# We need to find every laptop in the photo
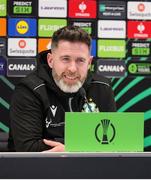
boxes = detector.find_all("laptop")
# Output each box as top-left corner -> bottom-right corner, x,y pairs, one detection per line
65,112 -> 144,152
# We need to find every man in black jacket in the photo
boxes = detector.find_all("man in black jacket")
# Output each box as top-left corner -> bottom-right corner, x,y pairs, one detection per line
9,25 -> 116,152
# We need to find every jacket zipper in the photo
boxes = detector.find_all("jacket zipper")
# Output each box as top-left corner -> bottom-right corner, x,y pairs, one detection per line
69,97 -> 73,112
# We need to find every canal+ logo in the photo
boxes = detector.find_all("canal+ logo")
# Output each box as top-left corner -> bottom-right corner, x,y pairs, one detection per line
16,20 -> 29,35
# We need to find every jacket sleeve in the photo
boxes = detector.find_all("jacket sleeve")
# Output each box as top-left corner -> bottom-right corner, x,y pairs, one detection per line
10,86 -> 50,152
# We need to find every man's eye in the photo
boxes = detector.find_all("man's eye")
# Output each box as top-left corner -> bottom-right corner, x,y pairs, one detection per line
62,58 -> 69,62
77,59 -> 85,63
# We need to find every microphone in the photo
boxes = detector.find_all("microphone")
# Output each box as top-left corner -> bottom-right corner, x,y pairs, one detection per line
79,88 -> 92,112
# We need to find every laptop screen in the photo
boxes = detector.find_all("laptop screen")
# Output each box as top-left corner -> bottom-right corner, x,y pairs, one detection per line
65,112 -> 144,152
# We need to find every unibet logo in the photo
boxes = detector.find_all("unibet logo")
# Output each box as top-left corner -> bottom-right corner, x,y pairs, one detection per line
16,20 -> 29,34
128,62 -> 151,75
128,63 -> 137,73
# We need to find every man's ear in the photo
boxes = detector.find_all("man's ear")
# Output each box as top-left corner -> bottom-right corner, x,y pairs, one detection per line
89,56 -> 93,65
88,56 -> 93,69
47,53 -> 53,68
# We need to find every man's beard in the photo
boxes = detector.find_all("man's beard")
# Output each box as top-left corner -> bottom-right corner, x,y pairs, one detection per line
52,69 -> 86,93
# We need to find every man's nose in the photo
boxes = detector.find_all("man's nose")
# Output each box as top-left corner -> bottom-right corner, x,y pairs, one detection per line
68,61 -> 77,73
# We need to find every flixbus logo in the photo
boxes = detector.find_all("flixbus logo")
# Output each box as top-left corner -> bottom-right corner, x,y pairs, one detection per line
0,0 -> 6,16
98,40 -> 126,58
38,19 -> 67,37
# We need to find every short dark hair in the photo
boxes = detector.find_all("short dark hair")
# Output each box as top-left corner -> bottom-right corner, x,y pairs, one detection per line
51,25 -> 92,51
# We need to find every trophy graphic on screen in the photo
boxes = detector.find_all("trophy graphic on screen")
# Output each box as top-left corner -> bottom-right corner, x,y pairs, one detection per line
95,119 -> 116,144
101,119 -> 110,144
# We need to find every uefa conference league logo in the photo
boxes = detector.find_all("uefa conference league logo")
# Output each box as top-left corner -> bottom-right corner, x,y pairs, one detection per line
95,119 -> 116,144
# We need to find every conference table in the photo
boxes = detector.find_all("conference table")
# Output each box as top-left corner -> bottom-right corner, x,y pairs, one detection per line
0,152 -> 151,179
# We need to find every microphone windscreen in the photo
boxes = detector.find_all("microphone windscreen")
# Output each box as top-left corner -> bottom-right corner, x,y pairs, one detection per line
79,87 -> 86,98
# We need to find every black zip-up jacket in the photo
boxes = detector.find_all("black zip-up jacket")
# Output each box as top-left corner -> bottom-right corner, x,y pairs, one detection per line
8,50 -> 116,152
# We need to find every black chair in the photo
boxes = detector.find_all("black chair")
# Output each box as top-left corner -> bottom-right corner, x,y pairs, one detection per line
0,132 -> 8,152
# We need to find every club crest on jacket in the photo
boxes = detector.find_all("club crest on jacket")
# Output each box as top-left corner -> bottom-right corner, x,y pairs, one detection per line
82,98 -> 99,112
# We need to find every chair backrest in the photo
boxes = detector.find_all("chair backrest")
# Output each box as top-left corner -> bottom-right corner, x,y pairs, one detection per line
0,132 -> 8,152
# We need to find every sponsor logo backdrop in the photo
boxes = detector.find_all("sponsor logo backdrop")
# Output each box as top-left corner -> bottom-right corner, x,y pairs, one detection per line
0,0 -> 151,150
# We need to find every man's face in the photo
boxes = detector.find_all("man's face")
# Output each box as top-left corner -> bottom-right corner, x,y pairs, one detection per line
47,40 -> 92,93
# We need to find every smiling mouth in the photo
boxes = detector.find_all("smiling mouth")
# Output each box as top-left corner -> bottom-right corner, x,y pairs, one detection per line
64,75 -> 78,80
